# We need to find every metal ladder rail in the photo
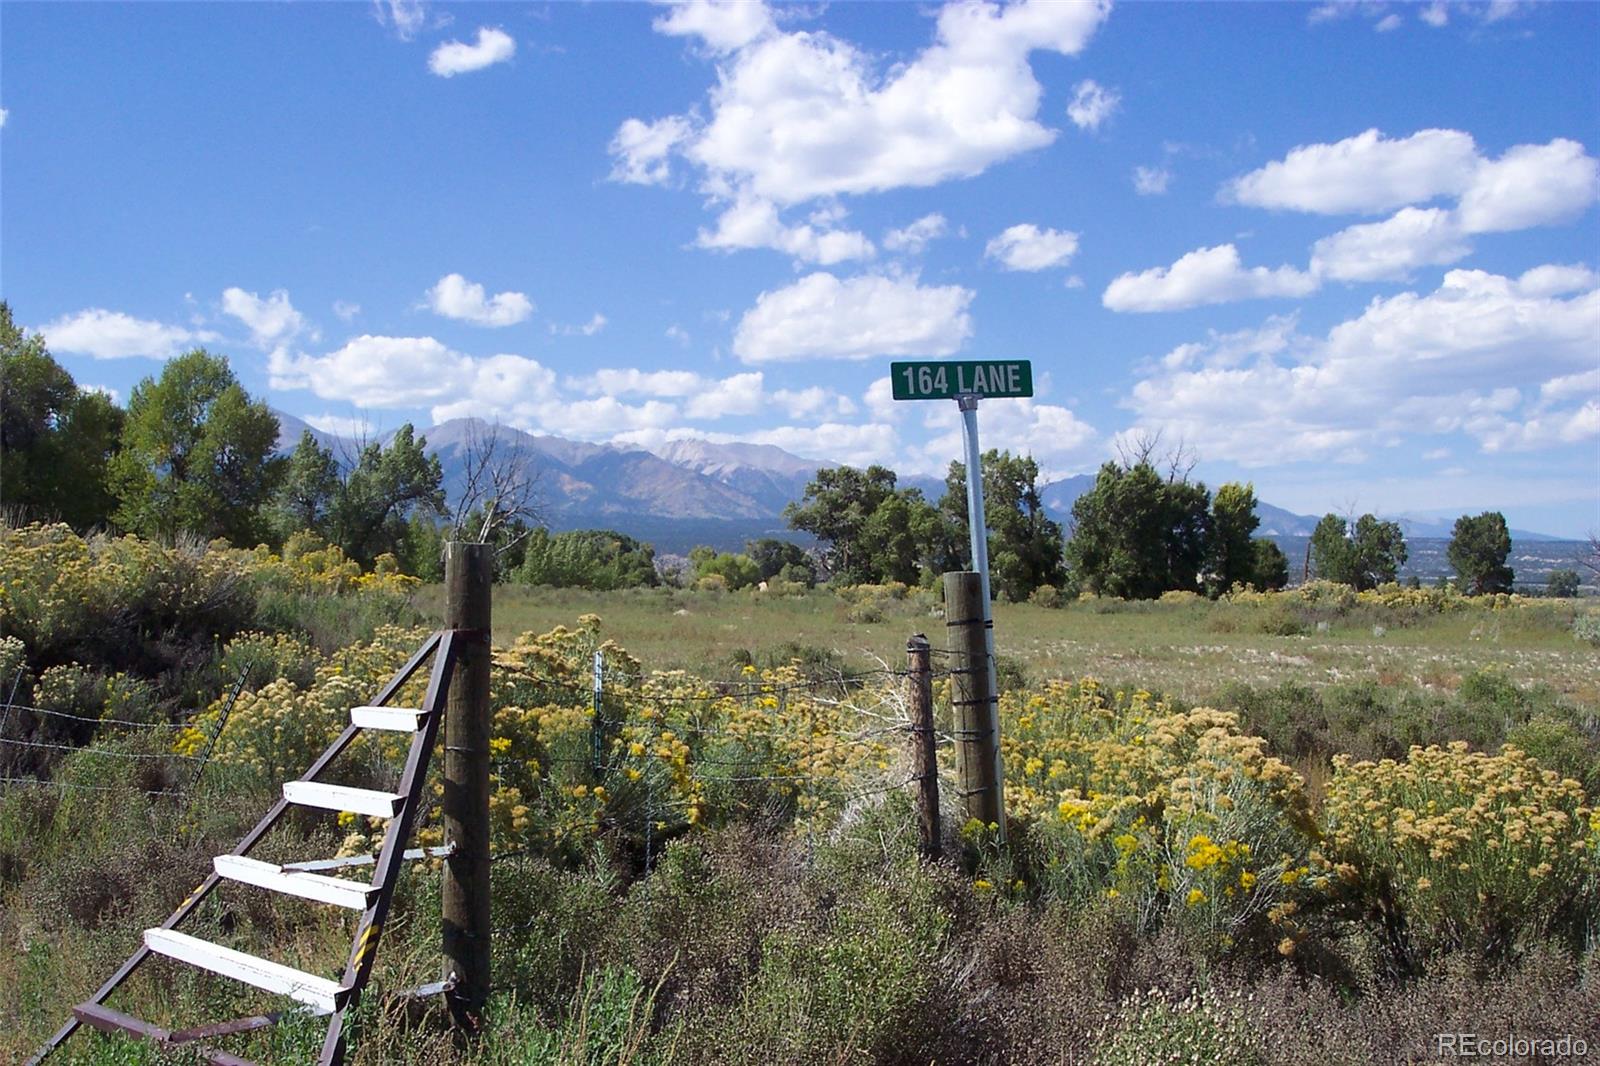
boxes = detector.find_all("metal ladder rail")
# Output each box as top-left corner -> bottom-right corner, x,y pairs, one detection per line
27,630 -> 452,1066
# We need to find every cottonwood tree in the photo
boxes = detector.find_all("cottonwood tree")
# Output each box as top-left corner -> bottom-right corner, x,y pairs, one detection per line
108,349 -> 285,545
941,449 -> 1066,600
1447,511 -> 1514,595
328,424 -> 446,566
272,429 -> 341,540
1066,459 -> 1211,599
0,304 -> 124,529
786,465 -> 937,585
1309,512 -> 1407,590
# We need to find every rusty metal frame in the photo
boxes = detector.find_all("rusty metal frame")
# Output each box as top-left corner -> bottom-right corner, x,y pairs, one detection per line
28,630 -> 458,1066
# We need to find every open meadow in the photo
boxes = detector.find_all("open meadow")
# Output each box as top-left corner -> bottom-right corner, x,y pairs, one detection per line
3,525 -> 1598,1065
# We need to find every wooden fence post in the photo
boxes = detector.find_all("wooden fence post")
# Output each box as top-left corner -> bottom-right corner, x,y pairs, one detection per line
944,571 -> 1004,833
442,542 -> 492,1032
906,634 -> 940,860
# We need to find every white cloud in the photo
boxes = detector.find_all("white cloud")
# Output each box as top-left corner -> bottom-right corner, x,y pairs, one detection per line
38,309 -> 219,360
1133,165 -> 1171,195
652,0 -> 774,54
733,272 -> 974,363
1224,128 -> 1479,214
304,413 -> 378,439
1124,266 -> 1600,463
921,399 -> 1099,474
608,116 -> 693,186
666,324 -> 690,346
882,213 -> 948,255
269,335 -> 476,408
984,223 -> 1079,271
612,0 -> 1109,208
333,300 -> 361,321
0,108 -> 8,129
1419,2 -> 1448,26
684,372 -> 765,418
427,273 -> 533,327
551,313 -> 608,337
503,396 -> 679,438
576,368 -> 704,397
428,27 -> 515,77
1066,79 -> 1119,131
773,385 -> 857,420
1455,139 -> 1600,233
221,287 -> 312,348
1309,206 -> 1471,281
1518,263 -> 1600,298
1103,244 -> 1318,312
738,422 -> 902,469
372,0 -> 427,40
695,195 -> 874,264
82,384 -> 119,404
1375,13 -> 1402,31
1539,367 -> 1600,404
863,376 -> 901,424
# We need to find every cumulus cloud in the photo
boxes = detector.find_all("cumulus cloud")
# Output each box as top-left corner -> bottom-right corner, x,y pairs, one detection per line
695,195 -> 875,264
921,398 -> 1099,474
608,116 -> 693,186
1224,128 -> 1480,214
1225,129 -> 1600,236
1103,245 -> 1317,312
652,0 -> 774,54
428,27 -> 515,77
0,108 -> 8,129
1375,12 -> 1402,31
984,223 -> 1079,271
1066,79 -> 1119,131
221,287 -> 312,348
608,0 -> 1110,237
733,272 -> 974,363
38,309 -> 219,360
684,372 -> 765,419
427,273 -> 534,327
268,335 -> 476,408
1124,266 -> 1600,463
333,300 -> 362,321
1133,165 -> 1171,195
1455,138 -> 1600,233
1309,206 -> 1471,282
1419,2 -> 1448,26
882,214 -> 948,255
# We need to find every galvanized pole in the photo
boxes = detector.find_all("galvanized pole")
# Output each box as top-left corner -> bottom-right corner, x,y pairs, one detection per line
957,396 -> 1006,839
442,542 -> 492,1032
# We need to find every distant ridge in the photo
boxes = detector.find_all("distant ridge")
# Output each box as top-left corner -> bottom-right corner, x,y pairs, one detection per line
268,413 -> 1561,546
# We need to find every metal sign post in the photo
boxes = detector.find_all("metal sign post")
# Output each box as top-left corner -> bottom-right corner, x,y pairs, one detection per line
891,359 -> 1031,843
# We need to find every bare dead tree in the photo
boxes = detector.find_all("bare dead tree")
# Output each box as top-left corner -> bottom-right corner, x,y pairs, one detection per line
1114,428 -> 1198,483
1582,531 -> 1600,580
451,419 -> 544,551
1115,428 -> 1162,469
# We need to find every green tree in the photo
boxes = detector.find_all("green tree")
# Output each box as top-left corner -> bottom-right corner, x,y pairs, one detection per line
0,304 -> 125,529
1546,568 -> 1580,598
1206,482 -> 1261,595
1066,461 -> 1211,599
328,424 -> 446,566
1250,538 -> 1290,591
108,349 -> 285,544
746,538 -> 816,586
785,466 -> 937,584
1448,511 -> 1514,595
689,546 -> 762,590
1309,513 -> 1408,590
941,450 -> 1066,601
516,529 -> 658,590
272,430 -> 341,540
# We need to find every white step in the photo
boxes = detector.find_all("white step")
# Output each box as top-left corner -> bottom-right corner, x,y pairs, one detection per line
143,928 -> 342,1013
213,854 -> 378,910
282,780 -> 403,818
351,705 -> 424,732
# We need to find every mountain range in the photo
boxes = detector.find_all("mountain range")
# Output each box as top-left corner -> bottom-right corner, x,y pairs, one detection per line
271,411 -> 1558,552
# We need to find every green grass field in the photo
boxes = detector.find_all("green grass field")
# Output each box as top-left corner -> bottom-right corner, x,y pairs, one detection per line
415,583 -> 1600,707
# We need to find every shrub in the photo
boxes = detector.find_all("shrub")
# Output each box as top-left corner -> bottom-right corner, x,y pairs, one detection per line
1321,743 -> 1597,969
1094,987 -> 1264,1066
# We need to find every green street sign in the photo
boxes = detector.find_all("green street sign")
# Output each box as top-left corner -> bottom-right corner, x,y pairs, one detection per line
890,360 -> 1033,401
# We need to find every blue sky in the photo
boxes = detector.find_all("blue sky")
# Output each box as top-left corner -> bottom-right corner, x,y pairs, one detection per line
3,0 -> 1597,535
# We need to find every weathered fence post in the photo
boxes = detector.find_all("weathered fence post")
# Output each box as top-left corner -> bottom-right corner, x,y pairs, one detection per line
442,542 -> 492,1032
906,634 -> 940,860
944,571 -> 1004,837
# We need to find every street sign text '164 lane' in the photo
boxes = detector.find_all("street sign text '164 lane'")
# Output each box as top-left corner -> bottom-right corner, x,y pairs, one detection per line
890,360 -> 1033,401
